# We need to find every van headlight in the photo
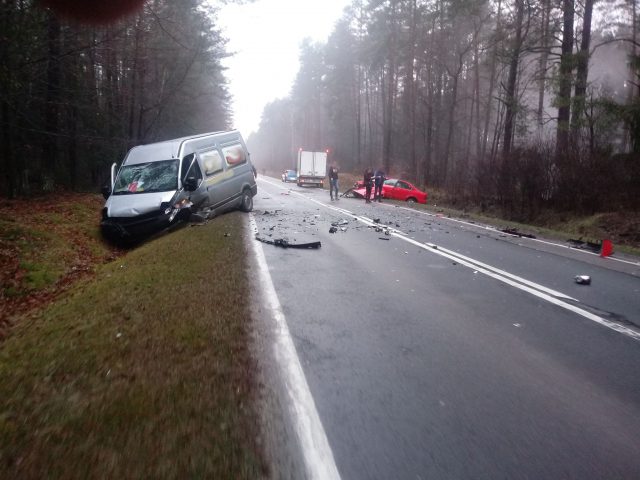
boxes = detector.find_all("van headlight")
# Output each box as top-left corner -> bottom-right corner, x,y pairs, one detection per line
173,198 -> 192,210
167,198 -> 193,222
162,198 -> 192,215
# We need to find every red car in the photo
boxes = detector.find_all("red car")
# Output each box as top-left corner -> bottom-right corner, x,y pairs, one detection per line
348,178 -> 427,204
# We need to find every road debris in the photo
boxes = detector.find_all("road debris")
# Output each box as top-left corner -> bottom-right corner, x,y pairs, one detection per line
379,237 -> 390,241
568,238 -> 601,253
255,236 -> 321,249
331,219 -> 350,227
500,227 -> 536,239
329,226 -> 338,233
574,275 -> 591,285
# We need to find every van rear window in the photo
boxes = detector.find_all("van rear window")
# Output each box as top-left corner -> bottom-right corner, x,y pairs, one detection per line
113,160 -> 178,194
222,144 -> 246,167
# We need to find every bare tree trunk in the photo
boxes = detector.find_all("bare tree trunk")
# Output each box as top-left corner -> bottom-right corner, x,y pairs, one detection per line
434,67 -> 444,184
502,0 -> 524,157
629,0 -> 637,102
43,11 -> 61,180
382,0 -> 397,174
537,0 -> 551,129
571,0 -> 595,139
464,78 -> 474,163
0,4 -> 15,197
409,0 -> 418,181
442,71 -> 458,185
425,65 -> 434,183
365,72 -> 373,165
481,0 -> 503,162
1,96 -> 14,198
356,62 -> 362,168
624,0 -> 638,151
473,41 -> 482,159
556,0 -> 574,157
128,16 -> 143,142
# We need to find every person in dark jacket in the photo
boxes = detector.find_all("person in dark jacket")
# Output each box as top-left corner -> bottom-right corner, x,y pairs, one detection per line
373,167 -> 385,202
364,168 -> 373,203
329,164 -> 339,201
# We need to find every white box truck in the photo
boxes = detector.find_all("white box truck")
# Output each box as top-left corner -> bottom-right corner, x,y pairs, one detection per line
297,150 -> 327,188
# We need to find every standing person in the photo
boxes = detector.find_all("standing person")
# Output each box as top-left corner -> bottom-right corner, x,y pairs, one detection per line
364,167 -> 373,203
373,167 -> 386,202
329,164 -> 339,201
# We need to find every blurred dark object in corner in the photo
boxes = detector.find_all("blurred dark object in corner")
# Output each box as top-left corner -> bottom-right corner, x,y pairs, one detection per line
40,0 -> 146,23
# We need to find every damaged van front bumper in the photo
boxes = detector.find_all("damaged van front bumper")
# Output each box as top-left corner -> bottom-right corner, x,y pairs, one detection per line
101,202 -> 192,245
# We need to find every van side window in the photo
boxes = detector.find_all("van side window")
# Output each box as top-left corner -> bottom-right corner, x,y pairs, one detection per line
200,149 -> 224,176
221,144 -> 246,167
181,154 -> 202,182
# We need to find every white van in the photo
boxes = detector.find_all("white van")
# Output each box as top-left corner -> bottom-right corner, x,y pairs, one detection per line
101,130 -> 257,244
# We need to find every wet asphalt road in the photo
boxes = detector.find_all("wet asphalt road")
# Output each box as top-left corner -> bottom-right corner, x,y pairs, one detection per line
250,176 -> 640,480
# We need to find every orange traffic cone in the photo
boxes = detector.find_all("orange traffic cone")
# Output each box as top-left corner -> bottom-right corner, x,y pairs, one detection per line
600,239 -> 613,257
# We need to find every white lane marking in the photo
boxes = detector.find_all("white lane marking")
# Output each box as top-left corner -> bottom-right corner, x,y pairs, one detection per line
397,234 -> 640,342
258,178 -> 640,342
395,205 -> 640,267
423,243 -> 577,301
249,214 -> 341,480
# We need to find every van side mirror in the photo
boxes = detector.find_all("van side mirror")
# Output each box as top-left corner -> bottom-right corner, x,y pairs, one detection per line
101,184 -> 111,200
183,176 -> 200,192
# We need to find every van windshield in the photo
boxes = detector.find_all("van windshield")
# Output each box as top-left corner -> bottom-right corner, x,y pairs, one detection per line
113,160 -> 178,194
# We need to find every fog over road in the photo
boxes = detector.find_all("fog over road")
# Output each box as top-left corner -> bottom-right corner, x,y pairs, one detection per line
249,176 -> 640,480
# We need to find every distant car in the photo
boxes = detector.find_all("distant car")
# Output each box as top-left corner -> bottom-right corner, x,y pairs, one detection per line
348,178 -> 427,204
282,169 -> 297,182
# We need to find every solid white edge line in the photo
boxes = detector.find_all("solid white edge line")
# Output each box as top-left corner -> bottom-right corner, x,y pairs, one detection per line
258,178 -> 640,341
249,214 -> 341,480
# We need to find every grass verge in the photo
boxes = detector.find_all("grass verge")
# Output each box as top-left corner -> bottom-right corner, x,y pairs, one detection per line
0,193 -> 122,338
0,212 -> 266,478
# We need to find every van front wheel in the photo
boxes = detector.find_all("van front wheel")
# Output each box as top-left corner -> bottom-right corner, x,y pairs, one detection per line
240,189 -> 253,212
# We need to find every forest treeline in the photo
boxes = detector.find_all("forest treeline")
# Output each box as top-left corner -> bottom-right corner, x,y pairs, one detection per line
0,0 -> 230,197
248,0 -> 640,218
